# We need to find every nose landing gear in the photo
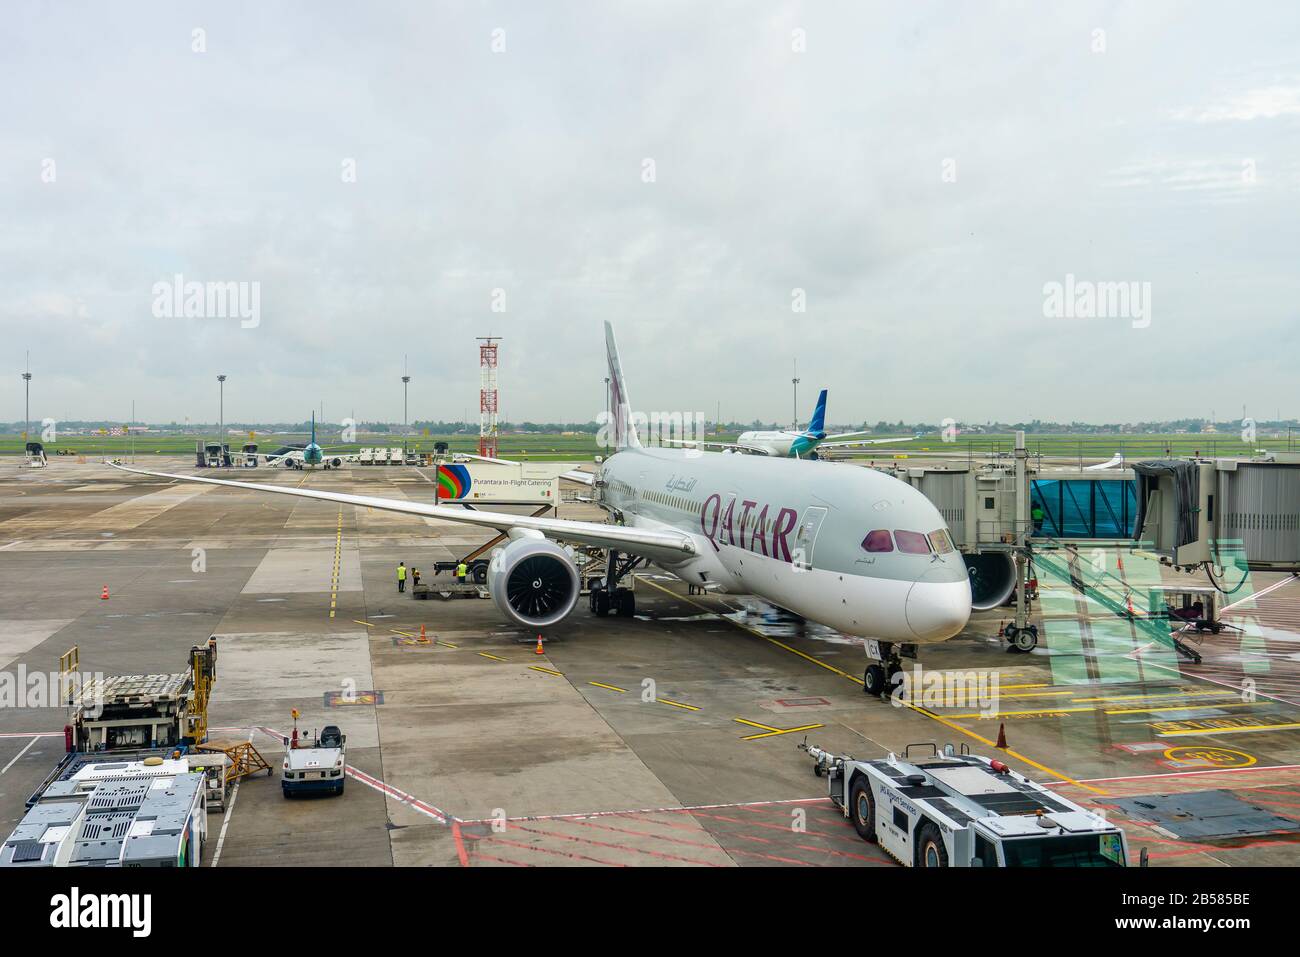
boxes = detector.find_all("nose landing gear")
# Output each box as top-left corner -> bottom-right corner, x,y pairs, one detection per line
1003,623 -> 1039,653
862,641 -> 915,699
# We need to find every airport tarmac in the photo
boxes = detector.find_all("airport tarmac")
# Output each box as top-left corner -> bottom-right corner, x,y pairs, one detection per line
1,456 -> 1298,867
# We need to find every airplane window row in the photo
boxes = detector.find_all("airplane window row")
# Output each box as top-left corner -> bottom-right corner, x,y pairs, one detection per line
861,528 -> 956,555
639,488 -> 789,537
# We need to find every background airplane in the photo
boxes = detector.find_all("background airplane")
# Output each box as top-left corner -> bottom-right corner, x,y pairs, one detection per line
264,413 -> 349,470
667,389 -> 911,458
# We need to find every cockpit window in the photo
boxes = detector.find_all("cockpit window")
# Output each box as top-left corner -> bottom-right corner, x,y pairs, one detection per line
928,529 -> 955,554
894,530 -> 931,555
861,530 -> 893,553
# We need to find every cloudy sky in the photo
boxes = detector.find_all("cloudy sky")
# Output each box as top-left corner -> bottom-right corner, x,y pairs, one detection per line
3,1 -> 1298,427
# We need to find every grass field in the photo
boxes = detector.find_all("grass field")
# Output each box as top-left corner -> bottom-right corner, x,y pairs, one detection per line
3,430 -> 1294,462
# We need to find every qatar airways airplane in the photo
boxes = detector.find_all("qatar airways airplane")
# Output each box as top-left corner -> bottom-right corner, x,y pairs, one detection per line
111,323 -> 971,693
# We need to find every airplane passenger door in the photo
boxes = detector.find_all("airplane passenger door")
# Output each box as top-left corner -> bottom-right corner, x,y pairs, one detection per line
793,506 -> 828,571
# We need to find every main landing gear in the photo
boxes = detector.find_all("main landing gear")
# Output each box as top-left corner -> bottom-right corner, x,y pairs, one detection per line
588,549 -> 644,618
862,641 -> 916,698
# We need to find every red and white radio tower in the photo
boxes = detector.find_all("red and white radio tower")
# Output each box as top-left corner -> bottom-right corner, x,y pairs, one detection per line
477,337 -> 501,458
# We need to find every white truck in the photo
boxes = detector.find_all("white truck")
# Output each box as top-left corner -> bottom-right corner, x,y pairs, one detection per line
801,741 -> 1131,867
282,725 -> 347,797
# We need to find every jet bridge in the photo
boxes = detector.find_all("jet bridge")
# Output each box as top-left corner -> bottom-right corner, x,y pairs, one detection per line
1134,456 -> 1300,573
884,446 -> 1300,655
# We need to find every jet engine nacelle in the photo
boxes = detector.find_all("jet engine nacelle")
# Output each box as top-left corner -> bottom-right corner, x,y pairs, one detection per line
963,551 -> 1017,611
328,457 -> 343,468
487,537 -> 581,628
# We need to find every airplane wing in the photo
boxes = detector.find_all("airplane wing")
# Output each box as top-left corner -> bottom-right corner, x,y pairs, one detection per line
660,438 -> 770,455
818,436 -> 916,449
423,450 -> 596,485
107,463 -> 694,561
821,429 -> 875,441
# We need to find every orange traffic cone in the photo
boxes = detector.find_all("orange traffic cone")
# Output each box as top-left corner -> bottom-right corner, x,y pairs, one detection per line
997,621 -> 1005,637
100,585 -> 109,600
995,722 -> 1008,749
420,624 -> 427,643
534,635 -> 545,655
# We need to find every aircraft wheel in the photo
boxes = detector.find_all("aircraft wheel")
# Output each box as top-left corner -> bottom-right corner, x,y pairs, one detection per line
863,664 -> 887,696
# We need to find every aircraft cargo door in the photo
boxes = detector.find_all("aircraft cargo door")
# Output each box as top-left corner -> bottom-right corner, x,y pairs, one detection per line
793,506 -> 828,571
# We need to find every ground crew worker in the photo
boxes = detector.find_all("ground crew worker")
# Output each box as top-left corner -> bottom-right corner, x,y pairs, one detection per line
397,561 -> 407,593
456,561 -> 468,584
1031,503 -> 1045,534
412,567 -> 421,587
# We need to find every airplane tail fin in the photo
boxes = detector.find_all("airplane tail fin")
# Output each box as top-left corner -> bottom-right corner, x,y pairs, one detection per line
807,389 -> 828,436
604,322 -> 642,449
311,411 -> 316,446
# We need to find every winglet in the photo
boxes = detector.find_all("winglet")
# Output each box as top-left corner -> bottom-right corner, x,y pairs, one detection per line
604,322 -> 642,449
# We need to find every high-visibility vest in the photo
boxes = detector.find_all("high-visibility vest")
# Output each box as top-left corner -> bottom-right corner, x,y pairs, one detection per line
397,566 -> 407,580
457,563 -> 468,577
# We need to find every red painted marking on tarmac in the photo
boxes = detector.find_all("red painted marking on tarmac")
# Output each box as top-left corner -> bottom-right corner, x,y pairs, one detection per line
345,766 -> 448,824
793,842 -> 889,864
257,725 -> 449,824
688,809 -> 849,842
510,820 -> 727,867
471,852 -> 532,867
1145,836 -> 1300,860
452,821 -> 470,868
543,818 -> 826,867
461,831 -> 628,867
1043,763 -> 1300,787
455,794 -> 827,825
563,813 -> 866,867
774,696 -> 831,707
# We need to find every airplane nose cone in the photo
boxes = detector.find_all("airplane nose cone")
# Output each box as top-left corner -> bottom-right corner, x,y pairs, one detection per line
905,573 -> 973,642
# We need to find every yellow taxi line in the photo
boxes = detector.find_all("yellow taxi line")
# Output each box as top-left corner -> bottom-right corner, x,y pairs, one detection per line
633,577 -> 1105,794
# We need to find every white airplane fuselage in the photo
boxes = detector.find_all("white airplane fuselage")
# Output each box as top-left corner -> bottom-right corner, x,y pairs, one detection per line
733,430 -> 812,457
598,446 -> 971,644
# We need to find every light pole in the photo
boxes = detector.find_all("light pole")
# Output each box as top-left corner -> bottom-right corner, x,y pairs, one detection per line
791,360 -> 800,429
21,351 -> 32,445
217,375 -> 226,464
402,355 -> 411,437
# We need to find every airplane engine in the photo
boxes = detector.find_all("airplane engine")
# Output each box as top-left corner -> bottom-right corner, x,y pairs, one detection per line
487,537 -> 580,628
962,551 -> 1017,611
329,457 -> 343,468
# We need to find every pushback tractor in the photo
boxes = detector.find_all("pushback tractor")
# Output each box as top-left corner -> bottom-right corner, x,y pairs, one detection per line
800,741 -> 1131,867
